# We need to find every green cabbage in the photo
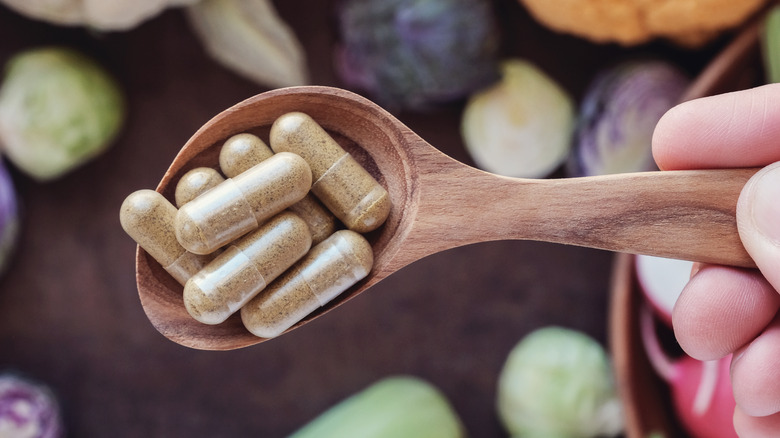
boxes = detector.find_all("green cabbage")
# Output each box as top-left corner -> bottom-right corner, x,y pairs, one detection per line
289,376 -> 465,438
0,47 -> 125,181
497,327 -> 623,438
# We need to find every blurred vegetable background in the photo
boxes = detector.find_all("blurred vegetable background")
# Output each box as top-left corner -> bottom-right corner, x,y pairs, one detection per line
497,327 -> 622,438
0,161 -> 18,276
0,0 -> 767,436
569,59 -> 689,177
0,47 -> 125,181
0,373 -> 62,438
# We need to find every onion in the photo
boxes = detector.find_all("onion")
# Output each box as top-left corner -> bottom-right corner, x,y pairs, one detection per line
0,374 -> 63,438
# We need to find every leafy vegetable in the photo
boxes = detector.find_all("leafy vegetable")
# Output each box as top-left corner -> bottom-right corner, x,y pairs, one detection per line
570,60 -> 688,176
187,0 -> 309,88
0,374 -> 63,438
461,59 -> 574,178
497,326 -> 623,438
0,47 -> 125,181
761,5 -> 780,83
0,160 -> 19,276
288,376 -> 465,438
336,0 -> 500,110
0,0 -> 199,31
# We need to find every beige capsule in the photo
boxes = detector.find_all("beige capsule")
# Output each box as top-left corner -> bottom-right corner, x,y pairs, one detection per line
287,197 -> 338,245
174,167 -> 225,207
240,229 -> 373,338
219,131 -> 338,245
119,189 -> 214,285
184,211 -> 312,325
175,151 -> 312,255
218,133 -> 273,178
270,112 -> 391,233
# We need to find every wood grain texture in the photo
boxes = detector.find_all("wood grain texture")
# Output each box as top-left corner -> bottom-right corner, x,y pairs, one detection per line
138,86 -> 757,351
610,16 -> 763,438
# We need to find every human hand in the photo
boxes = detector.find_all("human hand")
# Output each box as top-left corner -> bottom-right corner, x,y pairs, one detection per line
652,84 -> 780,437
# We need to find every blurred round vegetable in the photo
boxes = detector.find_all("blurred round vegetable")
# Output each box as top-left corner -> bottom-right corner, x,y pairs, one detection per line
0,0 -> 199,31
0,47 -> 125,181
461,59 -> 574,178
336,0 -> 500,110
570,60 -> 688,177
289,376 -> 465,438
497,326 -> 623,438
0,161 -> 19,275
0,374 -> 63,438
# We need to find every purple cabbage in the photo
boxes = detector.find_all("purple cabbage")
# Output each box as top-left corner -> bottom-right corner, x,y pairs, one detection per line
0,161 -> 18,275
570,60 -> 689,176
0,374 -> 63,438
336,0 -> 500,111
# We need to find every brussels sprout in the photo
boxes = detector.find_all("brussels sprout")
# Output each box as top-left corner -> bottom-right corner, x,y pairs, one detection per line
570,60 -> 688,176
461,59 -> 575,178
0,374 -> 63,438
336,0 -> 500,110
497,327 -> 623,438
289,376 -> 465,438
0,160 -> 19,275
0,47 -> 125,181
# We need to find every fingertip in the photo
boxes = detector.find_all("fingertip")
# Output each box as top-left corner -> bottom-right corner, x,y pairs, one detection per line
737,162 -> 780,292
651,101 -> 689,171
731,316 -> 780,417
652,84 -> 780,170
734,401 -> 780,437
672,266 -> 779,361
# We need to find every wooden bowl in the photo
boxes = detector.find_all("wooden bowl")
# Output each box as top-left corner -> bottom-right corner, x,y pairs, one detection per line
608,20 -> 764,438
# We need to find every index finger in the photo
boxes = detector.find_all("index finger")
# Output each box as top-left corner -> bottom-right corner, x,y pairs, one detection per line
652,84 -> 780,170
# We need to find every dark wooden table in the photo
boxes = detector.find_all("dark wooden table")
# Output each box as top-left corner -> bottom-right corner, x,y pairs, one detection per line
0,1 -> 726,436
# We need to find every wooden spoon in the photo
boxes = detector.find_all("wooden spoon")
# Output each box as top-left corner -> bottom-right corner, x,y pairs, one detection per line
136,85 -> 757,350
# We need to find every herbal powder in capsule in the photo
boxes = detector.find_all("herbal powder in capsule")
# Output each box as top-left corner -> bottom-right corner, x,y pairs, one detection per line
240,229 -> 373,338
219,131 -> 338,245
174,167 -> 225,207
218,133 -> 273,178
184,211 -> 312,325
119,189 -> 214,285
270,112 -> 391,233
175,151 -> 312,255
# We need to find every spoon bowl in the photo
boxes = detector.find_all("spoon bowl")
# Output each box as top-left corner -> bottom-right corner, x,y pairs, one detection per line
137,86 -> 757,350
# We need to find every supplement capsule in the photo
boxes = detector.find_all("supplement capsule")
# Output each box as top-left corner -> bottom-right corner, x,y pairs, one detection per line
220,131 -> 338,245
270,112 -> 391,233
119,189 -> 214,285
287,197 -> 337,245
240,229 -> 373,338
175,151 -> 312,255
218,133 -> 273,178
174,167 -> 225,207
184,211 -> 312,325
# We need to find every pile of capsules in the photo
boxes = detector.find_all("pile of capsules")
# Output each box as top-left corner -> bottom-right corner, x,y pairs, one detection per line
120,112 -> 391,338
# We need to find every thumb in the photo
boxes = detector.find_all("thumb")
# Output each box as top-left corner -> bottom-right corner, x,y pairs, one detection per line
738,161 -> 780,292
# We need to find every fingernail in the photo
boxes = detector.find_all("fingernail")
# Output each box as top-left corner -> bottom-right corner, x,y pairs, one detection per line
750,164 -> 780,244
689,262 -> 702,279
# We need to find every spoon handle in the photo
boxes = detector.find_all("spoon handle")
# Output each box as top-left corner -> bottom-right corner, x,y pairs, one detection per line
413,167 -> 758,267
